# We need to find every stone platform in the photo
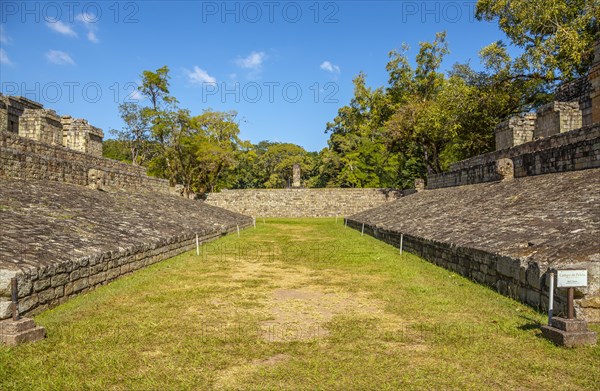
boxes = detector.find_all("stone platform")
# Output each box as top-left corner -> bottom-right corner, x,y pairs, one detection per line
0,318 -> 46,346
541,317 -> 597,347
347,168 -> 600,322
0,178 -> 253,321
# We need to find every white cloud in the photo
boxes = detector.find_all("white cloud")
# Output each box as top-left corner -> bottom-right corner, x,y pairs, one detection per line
0,25 -> 12,44
185,66 -> 217,85
46,50 -> 75,65
87,30 -> 99,43
46,21 -> 77,37
235,51 -> 266,69
320,61 -> 340,74
76,13 -> 100,43
0,48 -> 14,66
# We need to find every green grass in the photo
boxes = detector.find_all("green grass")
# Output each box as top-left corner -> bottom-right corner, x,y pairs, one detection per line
1,218 -> 598,390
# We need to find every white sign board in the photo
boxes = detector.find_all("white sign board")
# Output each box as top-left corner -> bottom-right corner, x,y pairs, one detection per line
556,269 -> 587,288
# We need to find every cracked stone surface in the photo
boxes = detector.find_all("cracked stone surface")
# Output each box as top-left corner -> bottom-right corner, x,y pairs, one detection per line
0,178 -> 252,273
348,169 -> 600,321
350,169 -> 600,267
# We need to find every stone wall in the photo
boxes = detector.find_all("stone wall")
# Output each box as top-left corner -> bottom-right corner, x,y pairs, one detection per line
346,168 -> 600,322
590,41 -> 600,124
555,76 -> 593,127
0,178 -> 253,320
2,230 -> 238,320
61,116 -> 104,158
205,188 -> 413,217
0,94 -> 104,157
495,114 -> 535,150
0,96 -> 44,133
19,109 -> 63,146
0,131 -> 178,194
535,102 -> 582,139
427,124 -> 600,189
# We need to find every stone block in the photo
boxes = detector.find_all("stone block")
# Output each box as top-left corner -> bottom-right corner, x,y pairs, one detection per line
526,264 -> 542,290
497,257 -> 520,281
38,289 -> 55,304
17,294 -> 38,314
0,318 -> 46,346
72,278 -> 89,293
0,269 -> 18,296
50,273 -> 69,288
0,300 -> 12,319
550,317 -> 589,332
0,318 -> 34,334
34,278 -> 51,292
541,325 -> 597,347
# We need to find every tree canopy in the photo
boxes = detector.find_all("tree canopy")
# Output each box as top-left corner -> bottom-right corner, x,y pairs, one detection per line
106,1 -> 596,192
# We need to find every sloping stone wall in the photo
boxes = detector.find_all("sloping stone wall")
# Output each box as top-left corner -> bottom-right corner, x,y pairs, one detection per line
0,131 -> 176,194
347,168 -> 600,322
427,124 -> 600,189
205,188 -> 413,217
0,178 -> 253,320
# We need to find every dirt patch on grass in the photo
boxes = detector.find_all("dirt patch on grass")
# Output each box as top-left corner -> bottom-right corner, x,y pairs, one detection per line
261,286 -> 384,342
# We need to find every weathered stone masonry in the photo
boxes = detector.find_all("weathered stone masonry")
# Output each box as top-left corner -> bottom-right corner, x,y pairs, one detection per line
347,169 -> 600,323
0,179 -> 253,321
205,188 -> 413,217
347,47 -> 600,322
0,94 -> 104,157
0,95 -> 254,324
427,124 -> 600,189
0,131 -> 178,194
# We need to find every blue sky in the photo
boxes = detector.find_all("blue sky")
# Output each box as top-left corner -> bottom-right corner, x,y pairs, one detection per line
1,1 -> 517,151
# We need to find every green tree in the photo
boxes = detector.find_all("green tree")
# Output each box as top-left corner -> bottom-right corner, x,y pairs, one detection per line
261,143 -> 313,188
476,0 -> 598,81
111,102 -> 150,165
102,139 -> 131,162
192,110 -> 245,193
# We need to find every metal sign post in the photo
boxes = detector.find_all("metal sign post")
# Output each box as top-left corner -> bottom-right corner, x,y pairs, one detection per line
547,271 -> 554,325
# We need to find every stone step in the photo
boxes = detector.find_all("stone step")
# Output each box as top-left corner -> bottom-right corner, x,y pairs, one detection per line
541,325 -> 598,347
0,318 -> 35,334
0,326 -> 46,346
550,317 -> 590,333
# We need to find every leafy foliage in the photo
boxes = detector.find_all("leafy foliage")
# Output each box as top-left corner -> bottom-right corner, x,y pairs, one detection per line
106,1 -> 595,191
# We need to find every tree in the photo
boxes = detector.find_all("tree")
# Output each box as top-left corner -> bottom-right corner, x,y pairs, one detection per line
476,0 -> 598,81
262,143 -> 313,188
192,110 -> 245,193
102,139 -> 131,162
111,102 -> 150,165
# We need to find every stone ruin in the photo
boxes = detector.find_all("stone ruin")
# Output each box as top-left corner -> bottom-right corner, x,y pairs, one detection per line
0,94 -> 104,158
349,41 -> 600,333
495,41 -> 600,150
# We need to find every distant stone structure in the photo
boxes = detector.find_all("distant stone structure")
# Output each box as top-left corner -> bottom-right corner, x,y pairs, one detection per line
292,163 -> 301,188
591,41 -> 600,124
495,41 -> 600,151
60,116 -> 104,157
0,94 -> 192,196
0,94 -> 104,157
205,188 -> 412,217
430,42 -> 600,190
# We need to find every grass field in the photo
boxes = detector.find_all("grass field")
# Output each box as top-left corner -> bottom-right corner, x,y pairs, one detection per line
1,218 -> 598,390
